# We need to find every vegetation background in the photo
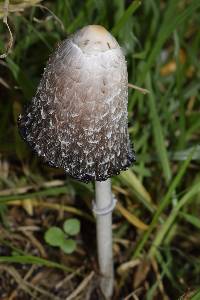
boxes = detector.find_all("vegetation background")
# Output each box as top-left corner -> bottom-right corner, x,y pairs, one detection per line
0,0 -> 200,299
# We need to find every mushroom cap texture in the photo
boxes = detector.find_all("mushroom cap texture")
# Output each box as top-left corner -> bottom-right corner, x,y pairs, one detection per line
18,25 -> 135,182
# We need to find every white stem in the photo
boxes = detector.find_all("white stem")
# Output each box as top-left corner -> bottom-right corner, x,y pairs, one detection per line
95,179 -> 114,299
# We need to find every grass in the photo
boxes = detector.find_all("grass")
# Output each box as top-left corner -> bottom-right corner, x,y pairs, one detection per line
0,0 -> 200,299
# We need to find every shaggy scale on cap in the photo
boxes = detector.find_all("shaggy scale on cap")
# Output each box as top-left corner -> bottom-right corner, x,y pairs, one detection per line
18,25 -> 135,182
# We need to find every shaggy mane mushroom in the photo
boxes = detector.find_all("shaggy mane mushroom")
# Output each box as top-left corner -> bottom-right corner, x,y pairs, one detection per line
18,25 -> 135,182
18,25 -> 135,299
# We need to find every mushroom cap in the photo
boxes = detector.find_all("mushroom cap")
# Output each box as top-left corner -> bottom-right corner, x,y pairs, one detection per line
18,25 -> 135,182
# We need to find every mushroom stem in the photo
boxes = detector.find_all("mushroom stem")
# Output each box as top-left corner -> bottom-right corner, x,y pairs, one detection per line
95,179 -> 114,299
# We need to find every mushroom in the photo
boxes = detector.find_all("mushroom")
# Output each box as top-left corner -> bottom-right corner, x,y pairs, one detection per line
18,25 -> 135,299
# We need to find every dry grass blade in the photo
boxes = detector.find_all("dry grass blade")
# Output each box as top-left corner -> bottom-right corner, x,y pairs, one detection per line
124,291 -> 140,300
0,0 -> 43,17
116,202 -> 148,230
66,271 -> 95,300
7,199 -> 94,221
133,259 -> 150,289
8,265 -> 36,299
128,83 -> 149,95
21,198 -> 33,215
0,0 -> 13,58
120,170 -> 152,203
151,258 -> 169,300
55,267 -> 84,290
26,281 -> 61,300
35,4 -> 65,31
20,229 -> 47,258
0,265 -> 33,297
0,180 -> 65,196
117,259 -> 140,275
0,76 -> 10,88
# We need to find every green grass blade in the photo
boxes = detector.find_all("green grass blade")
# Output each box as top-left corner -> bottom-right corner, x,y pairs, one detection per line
118,169 -> 155,213
0,183 -> 93,221
179,212 -> 200,229
190,289 -> 200,300
132,149 -> 194,258
111,0 -> 141,35
66,0 -> 93,33
146,73 -> 171,183
0,255 -> 73,272
144,0 -> 200,77
149,181 -> 200,257
0,186 -> 70,203
129,0 -> 200,111
6,57 -> 35,99
22,16 -> 52,50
